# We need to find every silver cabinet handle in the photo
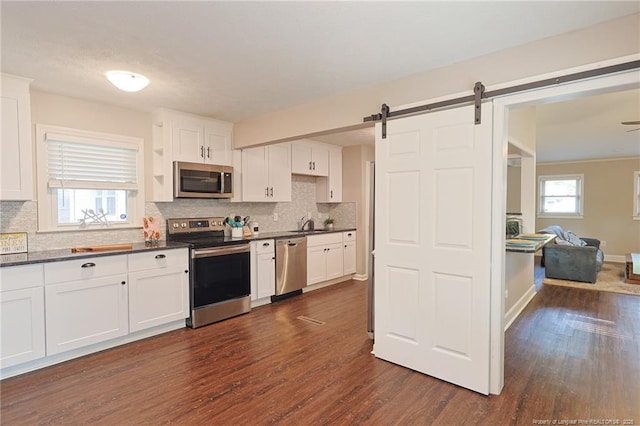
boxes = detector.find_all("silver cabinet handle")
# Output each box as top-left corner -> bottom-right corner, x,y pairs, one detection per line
313,161 -> 316,170
270,187 -> 274,197
81,262 -> 96,268
265,187 -> 269,197
309,161 -> 312,170
206,146 -> 211,158
200,146 -> 204,158
121,281 -> 126,286
262,242 -> 270,247
330,190 -> 333,198
155,254 -> 166,259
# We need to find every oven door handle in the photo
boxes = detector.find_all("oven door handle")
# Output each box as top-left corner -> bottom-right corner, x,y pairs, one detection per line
192,244 -> 250,258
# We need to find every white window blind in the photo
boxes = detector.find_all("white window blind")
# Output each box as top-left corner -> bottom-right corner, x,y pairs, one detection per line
46,134 -> 138,190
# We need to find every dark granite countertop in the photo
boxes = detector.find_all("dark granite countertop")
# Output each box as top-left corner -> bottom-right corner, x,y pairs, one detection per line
0,241 -> 190,268
0,228 -> 357,268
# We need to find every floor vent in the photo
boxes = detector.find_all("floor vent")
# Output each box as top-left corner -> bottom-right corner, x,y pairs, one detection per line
297,315 -> 326,326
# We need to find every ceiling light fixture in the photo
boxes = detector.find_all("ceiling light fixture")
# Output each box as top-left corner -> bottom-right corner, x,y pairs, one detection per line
105,70 -> 149,92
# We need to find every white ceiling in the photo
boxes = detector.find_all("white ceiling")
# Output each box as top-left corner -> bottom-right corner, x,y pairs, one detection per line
1,1 -> 639,162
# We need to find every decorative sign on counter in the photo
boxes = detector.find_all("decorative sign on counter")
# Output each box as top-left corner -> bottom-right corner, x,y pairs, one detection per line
0,232 -> 28,254
143,216 -> 160,245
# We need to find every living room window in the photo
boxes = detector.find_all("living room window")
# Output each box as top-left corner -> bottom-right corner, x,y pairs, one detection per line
634,171 -> 640,220
538,174 -> 583,218
36,124 -> 144,232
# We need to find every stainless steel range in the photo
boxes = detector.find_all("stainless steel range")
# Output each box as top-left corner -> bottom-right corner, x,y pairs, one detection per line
166,217 -> 250,328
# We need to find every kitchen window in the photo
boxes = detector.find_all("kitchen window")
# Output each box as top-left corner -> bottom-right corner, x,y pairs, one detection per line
36,124 -> 144,232
634,171 -> 640,220
537,174 -> 584,218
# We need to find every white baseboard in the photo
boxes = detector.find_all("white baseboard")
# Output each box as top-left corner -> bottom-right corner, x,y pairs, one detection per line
605,254 -> 626,263
1,319 -> 186,380
303,276 -> 352,292
504,285 -> 537,331
352,273 -> 368,281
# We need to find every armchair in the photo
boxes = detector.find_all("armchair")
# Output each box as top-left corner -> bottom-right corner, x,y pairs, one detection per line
538,225 -> 604,284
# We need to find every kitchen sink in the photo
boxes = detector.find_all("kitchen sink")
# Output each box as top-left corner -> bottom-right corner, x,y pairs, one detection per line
288,229 -> 328,234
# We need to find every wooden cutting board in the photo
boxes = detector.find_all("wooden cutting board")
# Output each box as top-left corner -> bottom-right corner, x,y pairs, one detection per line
71,243 -> 133,253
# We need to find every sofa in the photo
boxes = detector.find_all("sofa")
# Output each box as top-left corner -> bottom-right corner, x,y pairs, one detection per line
538,225 -> 604,284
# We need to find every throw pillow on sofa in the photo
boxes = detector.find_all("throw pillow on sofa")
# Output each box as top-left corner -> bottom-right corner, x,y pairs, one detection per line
563,230 -> 587,246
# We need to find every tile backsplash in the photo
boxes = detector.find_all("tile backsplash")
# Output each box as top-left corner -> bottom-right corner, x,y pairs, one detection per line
0,175 -> 356,252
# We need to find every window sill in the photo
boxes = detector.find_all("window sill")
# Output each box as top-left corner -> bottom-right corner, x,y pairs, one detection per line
36,224 -> 142,234
633,216 -> 640,221
536,214 -> 584,220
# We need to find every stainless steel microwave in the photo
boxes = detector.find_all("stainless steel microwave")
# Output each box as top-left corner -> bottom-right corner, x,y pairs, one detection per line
173,161 -> 233,199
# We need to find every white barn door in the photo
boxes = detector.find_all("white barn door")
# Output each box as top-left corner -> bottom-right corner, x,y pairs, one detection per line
374,103 -> 493,394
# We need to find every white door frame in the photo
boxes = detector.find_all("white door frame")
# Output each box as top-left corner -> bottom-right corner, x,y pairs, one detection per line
489,53 -> 640,394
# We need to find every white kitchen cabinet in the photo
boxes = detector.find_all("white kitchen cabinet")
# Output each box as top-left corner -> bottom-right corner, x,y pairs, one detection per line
343,231 -> 357,275
251,240 -> 275,301
316,146 -> 342,203
242,143 -> 291,202
306,233 -> 344,285
127,248 -> 189,332
149,109 -> 233,202
291,141 -> 329,176
172,115 -> 233,166
0,264 -> 45,368
44,255 -> 129,355
1,74 -> 33,200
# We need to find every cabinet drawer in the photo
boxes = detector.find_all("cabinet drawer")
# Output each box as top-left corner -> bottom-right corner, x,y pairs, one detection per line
342,231 -> 356,242
0,264 -> 43,292
306,233 -> 342,247
128,248 -> 188,272
256,239 -> 275,255
45,255 -> 127,285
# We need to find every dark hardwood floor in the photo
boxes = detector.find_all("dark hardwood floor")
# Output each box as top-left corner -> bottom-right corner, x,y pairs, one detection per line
1,280 -> 639,425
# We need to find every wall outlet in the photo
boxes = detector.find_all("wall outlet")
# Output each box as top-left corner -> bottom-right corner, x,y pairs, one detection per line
601,240 -> 606,247
273,212 -> 278,221
504,289 -> 509,299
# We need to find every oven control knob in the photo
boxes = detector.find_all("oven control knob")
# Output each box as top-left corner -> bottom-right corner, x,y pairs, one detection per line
181,223 -> 187,228
173,223 -> 179,228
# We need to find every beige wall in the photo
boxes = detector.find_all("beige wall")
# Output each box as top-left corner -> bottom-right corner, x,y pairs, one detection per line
536,158 -> 640,258
342,144 -> 374,277
234,13 -> 640,148
506,166 -> 522,213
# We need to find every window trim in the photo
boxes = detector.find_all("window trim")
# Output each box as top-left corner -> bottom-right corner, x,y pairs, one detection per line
634,171 -> 640,220
36,124 -> 145,232
537,174 -> 584,219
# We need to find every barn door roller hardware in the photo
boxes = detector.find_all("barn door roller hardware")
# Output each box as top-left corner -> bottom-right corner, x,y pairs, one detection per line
365,59 -> 640,139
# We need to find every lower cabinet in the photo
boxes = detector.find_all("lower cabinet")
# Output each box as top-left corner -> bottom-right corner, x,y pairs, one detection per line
0,264 -> 45,369
343,231 -> 356,275
307,233 -> 344,285
127,248 -> 189,332
45,273 -> 129,355
251,240 -> 275,301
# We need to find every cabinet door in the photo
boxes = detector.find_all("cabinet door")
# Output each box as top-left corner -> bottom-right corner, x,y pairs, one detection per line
343,241 -> 356,275
128,266 -> 189,332
204,121 -> 233,166
325,243 -> 344,280
242,147 -> 269,201
291,143 -> 313,175
0,287 -> 45,368
316,147 -> 342,203
267,144 -> 291,201
172,116 -> 205,163
256,252 -> 276,299
45,275 -> 129,355
1,74 -> 33,200
311,146 -> 329,177
307,245 -> 327,285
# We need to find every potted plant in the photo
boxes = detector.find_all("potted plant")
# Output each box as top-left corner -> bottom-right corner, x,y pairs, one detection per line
323,217 -> 335,230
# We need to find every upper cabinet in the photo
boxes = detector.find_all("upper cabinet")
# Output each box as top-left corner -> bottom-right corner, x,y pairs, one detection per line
1,74 -> 33,201
242,144 -> 291,202
291,140 -> 329,176
316,146 -> 342,203
172,115 -> 233,166
149,109 -> 233,202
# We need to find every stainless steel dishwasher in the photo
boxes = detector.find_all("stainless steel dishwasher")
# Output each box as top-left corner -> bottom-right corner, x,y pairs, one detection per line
275,236 -> 307,296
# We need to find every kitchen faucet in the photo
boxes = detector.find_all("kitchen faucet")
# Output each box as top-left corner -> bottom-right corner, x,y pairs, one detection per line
300,215 -> 313,231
